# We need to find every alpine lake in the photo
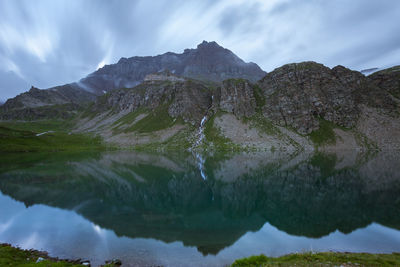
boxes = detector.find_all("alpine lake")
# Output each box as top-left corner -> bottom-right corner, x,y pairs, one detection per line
0,149 -> 399,266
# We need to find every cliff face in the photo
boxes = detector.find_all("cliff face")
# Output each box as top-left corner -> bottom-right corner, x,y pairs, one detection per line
80,41 -> 266,95
217,79 -> 257,118
368,65 -> 400,99
258,62 -> 397,134
75,62 -> 399,151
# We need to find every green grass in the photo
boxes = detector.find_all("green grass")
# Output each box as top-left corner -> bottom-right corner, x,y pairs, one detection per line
243,114 -> 281,136
232,252 -> 400,267
309,119 -> 337,146
113,108 -> 146,126
0,243 -> 83,266
0,119 -> 74,132
0,243 -> 119,266
112,108 -> 148,134
0,121 -> 108,152
123,104 -> 177,133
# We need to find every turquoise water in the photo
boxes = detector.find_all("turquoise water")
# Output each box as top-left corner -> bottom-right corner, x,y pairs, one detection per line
0,150 -> 399,266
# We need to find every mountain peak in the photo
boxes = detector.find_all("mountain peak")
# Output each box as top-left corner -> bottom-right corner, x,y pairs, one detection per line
197,40 -> 222,50
81,42 -> 266,94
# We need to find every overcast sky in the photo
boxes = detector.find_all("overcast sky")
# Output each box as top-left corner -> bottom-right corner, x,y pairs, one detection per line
0,0 -> 399,101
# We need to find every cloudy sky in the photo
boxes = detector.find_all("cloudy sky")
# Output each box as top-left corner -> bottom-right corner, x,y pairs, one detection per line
0,0 -> 399,101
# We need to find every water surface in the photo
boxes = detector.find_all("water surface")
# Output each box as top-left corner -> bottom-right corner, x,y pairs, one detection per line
0,150 -> 399,266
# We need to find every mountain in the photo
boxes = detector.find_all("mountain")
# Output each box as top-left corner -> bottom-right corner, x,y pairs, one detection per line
0,41 -> 266,116
0,83 -> 96,120
0,42 -> 399,151
80,41 -> 266,95
368,65 -> 400,99
75,62 -> 399,151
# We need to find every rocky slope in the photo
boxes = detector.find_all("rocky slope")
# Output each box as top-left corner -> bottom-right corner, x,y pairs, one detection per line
80,41 -> 266,94
0,83 -> 96,120
75,62 -> 399,151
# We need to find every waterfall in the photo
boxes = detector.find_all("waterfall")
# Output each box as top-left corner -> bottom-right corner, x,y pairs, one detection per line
194,115 -> 207,147
191,115 -> 208,180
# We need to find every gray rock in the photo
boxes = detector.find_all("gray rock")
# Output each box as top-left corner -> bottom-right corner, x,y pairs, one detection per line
80,41 -> 266,95
257,62 -> 397,134
368,65 -> 400,99
90,77 -> 212,125
217,79 -> 256,118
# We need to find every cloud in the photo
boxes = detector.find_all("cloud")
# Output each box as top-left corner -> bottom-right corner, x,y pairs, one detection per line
0,0 -> 399,101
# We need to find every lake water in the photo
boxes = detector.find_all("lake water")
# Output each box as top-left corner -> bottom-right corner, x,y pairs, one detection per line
0,150 -> 399,266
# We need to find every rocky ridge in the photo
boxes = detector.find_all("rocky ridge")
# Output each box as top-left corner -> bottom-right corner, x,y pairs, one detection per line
0,41 -> 265,116
0,84 -> 96,120
80,41 -> 266,94
75,62 -> 399,151
0,40 -> 398,151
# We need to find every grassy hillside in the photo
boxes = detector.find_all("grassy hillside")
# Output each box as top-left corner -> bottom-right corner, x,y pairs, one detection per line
0,120 -> 108,152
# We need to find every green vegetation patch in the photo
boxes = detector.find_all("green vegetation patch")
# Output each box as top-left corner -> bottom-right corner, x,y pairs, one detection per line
112,108 -> 148,134
0,119 -> 74,132
0,243 -> 83,266
113,108 -> 146,126
309,119 -> 337,146
123,104 -> 178,133
231,252 -> 400,267
0,121 -> 108,152
243,114 -> 281,136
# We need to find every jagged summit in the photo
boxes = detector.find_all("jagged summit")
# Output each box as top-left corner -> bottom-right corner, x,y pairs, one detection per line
80,41 -> 266,95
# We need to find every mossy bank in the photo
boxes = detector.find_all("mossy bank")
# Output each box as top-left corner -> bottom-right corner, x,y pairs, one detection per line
232,252 -> 400,267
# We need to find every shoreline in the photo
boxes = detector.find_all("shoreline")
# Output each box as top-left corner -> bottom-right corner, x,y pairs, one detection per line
2,243 -> 400,266
0,243 -> 120,267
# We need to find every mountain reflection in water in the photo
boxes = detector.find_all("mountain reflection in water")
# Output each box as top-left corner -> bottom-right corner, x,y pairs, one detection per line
0,150 -> 399,266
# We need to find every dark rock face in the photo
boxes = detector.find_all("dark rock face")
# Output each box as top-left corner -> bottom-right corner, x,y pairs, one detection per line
217,79 -> 256,118
168,81 -> 213,124
368,66 -> 400,99
92,79 -> 212,125
80,41 -> 266,95
257,62 -> 397,134
0,83 -> 95,120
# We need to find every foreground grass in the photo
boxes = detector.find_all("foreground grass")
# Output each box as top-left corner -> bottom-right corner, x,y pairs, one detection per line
0,243 -> 120,266
0,120 -> 109,152
232,252 -> 400,267
0,243 -> 83,266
